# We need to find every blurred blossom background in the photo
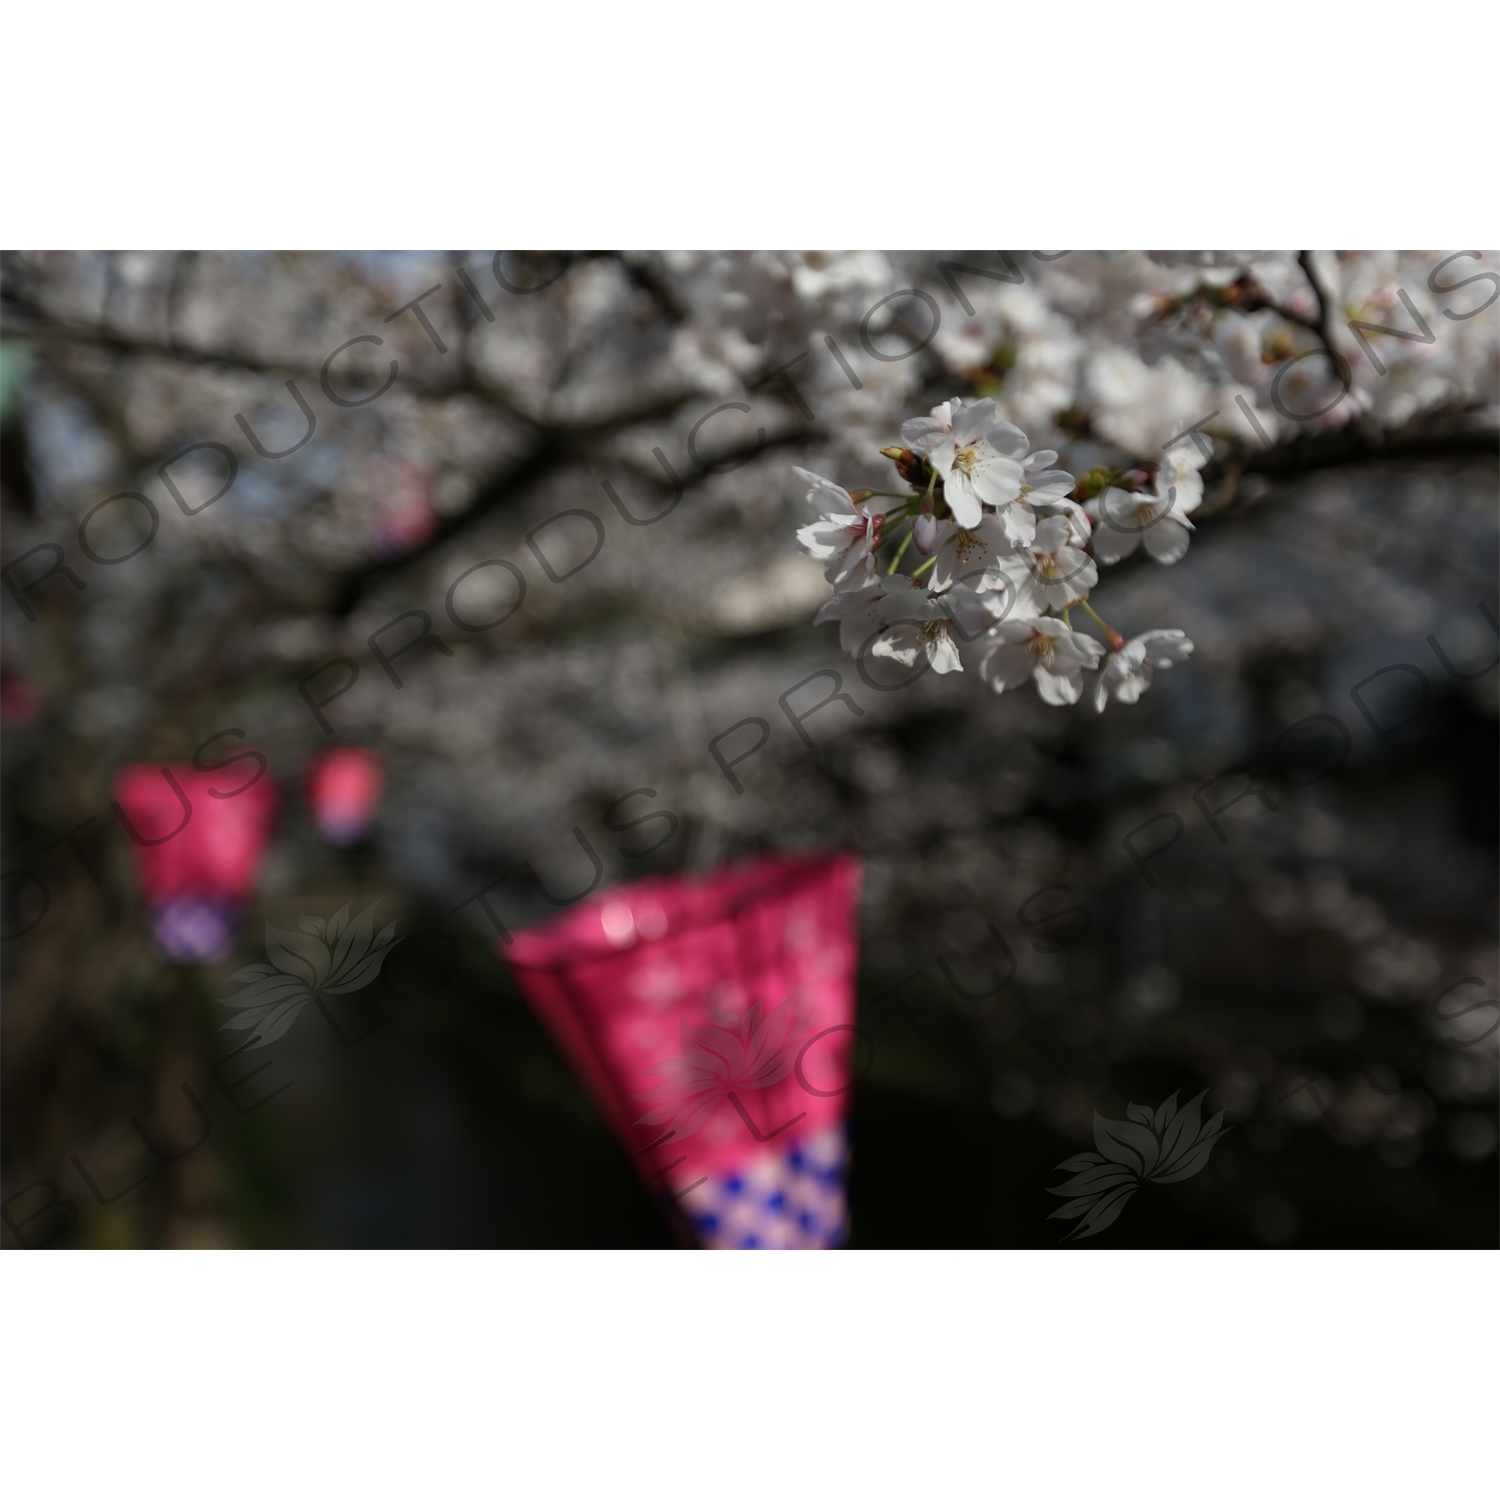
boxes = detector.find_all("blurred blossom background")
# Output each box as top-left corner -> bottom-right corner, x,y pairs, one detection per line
2,248 -> 1496,1249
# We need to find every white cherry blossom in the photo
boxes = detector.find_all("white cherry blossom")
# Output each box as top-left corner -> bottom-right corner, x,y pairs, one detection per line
997,514 -> 1098,612
791,467 -> 888,583
870,580 -> 1009,675
926,399 -> 1026,527
813,581 -> 895,655
775,250 -> 1497,715
980,617 -> 1106,705
900,399 -> 957,456
1088,480 -> 1200,565
1093,630 -> 1195,712
901,399 -> 1027,460
796,394 -> 1211,711
1157,436 -> 1209,509
928,514 -> 1023,593
1015,447 -> 1073,502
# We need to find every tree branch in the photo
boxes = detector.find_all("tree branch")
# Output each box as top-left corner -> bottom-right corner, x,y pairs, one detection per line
329,433 -> 566,615
325,425 -> 813,617
1240,413 -> 1496,480
1296,250 -> 1338,357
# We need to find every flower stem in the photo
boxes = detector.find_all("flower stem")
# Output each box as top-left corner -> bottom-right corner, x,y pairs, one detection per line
1079,598 -> 1126,651
885,531 -> 913,575
910,554 -> 937,580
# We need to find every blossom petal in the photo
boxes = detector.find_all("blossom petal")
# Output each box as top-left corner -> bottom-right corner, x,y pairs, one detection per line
985,421 -> 1029,456
951,399 -> 998,444
927,631 -> 963,674
981,643 -> 1036,693
1143,516 -> 1191,564
1034,663 -> 1084,705
970,454 -> 1025,508
1090,520 -> 1141,565
791,467 -> 854,517
945,477 -> 983,529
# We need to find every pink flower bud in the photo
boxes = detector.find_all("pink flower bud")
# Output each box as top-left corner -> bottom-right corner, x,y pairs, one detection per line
913,513 -> 938,555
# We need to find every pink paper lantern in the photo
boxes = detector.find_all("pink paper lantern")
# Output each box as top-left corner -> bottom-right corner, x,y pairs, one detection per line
306,745 -> 384,847
112,762 -> 279,964
1,672 -> 42,727
506,852 -> 862,1249
367,458 -> 437,560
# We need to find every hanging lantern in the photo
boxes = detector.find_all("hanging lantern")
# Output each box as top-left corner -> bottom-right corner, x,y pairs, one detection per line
0,670 -> 42,727
507,853 -> 862,1249
112,763 -> 278,964
367,457 -> 437,560
305,745 -> 384,847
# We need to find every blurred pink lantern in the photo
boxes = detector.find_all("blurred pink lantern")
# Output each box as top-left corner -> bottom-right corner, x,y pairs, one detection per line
306,746 -> 384,847
0,671 -> 42,727
112,763 -> 279,964
367,457 -> 437,560
507,853 -> 862,1249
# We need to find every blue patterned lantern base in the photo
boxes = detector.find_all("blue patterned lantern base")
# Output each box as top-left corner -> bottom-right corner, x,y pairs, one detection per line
684,1126 -> 849,1250
149,899 -> 239,965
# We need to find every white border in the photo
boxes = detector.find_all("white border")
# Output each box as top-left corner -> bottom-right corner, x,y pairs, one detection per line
3,1251 -> 1495,1497
4,6 -> 1496,1490
4,2 -> 1498,246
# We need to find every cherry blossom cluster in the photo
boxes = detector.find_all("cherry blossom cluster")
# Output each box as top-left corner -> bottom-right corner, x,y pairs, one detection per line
793,398 -> 1196,710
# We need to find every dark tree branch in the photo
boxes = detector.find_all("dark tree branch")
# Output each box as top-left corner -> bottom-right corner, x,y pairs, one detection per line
1090,416 -> 1496,590
609,252 -> 689,322
5,289 -> 328,383
326,424 -> 813,617
3,288 -> 706,439
329,433 -> 566,615
1296,250 -> 1339,358
1240,414 -> 1496,480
